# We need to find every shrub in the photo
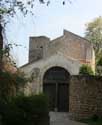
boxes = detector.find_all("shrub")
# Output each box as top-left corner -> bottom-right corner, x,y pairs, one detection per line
96,57 -> 102,76
97,57 -> 102,66
79,64 -> 94,75
91,114 -> 99,122
0,94 -> 49,125
0,71 -> 27,100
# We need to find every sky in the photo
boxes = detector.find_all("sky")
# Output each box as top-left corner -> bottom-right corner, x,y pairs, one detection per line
5,0 -> 102,67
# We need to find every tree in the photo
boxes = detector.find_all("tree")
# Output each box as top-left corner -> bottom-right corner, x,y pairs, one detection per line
85,16 -> 102,61
0,0 -> 73,71
0,0 -> 45,71
96,56 -> 102,76
85,17 -> 102,75
79,64 -> 94,76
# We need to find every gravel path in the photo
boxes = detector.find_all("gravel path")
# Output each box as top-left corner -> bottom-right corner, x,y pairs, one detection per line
50,112 -> 87,125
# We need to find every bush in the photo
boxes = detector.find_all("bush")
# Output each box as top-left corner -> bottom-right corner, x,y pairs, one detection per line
91,114 -> 99,122
97,57 -> 102,66
0,71 -> 27,100
0,94 -> 49,125
96,57 -> 102,76
79,64 -> 94,75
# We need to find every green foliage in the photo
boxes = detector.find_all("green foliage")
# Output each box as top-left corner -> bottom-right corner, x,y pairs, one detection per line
96,57 -> 102,76
0,0 -> 72,16
79,64 -> 94,75
97,56 -> 102,66
85,17 -> 102,75
80,115 -> 102,125
13,94 -> 49,115
0,71 -> 27,100
85,16 -> 102,55
0,0 -> 44,16
91,114 -> 99,122
0,94 -> 49,125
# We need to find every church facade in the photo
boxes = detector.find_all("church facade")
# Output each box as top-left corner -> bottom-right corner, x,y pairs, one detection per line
21,30 -> 95,111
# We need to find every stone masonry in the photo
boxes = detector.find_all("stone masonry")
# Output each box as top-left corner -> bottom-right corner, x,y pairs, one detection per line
20,30 -> 99,120
69,76 -> 102,120
21,30 -> 95,95
29,30 -> 95,72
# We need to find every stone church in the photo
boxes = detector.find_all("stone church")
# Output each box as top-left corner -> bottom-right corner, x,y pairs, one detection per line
21,30 -> 95,112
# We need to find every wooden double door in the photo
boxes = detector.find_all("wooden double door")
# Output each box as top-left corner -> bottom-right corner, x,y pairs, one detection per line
43,67 -> 69,112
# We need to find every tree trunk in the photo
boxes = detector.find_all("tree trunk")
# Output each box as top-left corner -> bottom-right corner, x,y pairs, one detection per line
0,23 -> 3,71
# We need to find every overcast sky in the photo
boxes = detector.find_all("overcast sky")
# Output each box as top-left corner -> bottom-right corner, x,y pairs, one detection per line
5,0 -> 102,66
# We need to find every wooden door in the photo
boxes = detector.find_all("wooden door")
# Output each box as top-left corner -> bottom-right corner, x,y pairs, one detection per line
43,67 -> 70,112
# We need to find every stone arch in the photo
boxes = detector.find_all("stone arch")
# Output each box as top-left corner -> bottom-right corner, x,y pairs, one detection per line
42,66 -> 70,112
40,62 -> 72,88
28,54 -> 80,93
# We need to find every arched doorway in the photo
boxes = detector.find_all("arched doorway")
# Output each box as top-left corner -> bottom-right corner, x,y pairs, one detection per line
43,67 -> 70,112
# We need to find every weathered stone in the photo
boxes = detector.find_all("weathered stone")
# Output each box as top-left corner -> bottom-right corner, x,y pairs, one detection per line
21,30 -> 95,94
69,76 -> 102,120
20,30 -> 100,120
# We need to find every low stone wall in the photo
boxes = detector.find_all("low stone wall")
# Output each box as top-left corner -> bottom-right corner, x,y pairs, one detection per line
69,76 -> 102,120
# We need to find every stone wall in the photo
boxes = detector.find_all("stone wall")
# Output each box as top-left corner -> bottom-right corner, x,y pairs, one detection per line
28,30 -> 95,72
29,36 -> 50,63
48,30 -> 92,62
69,76 -> 102,120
